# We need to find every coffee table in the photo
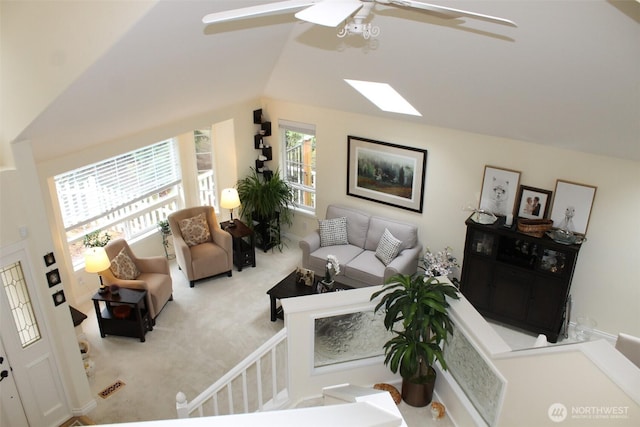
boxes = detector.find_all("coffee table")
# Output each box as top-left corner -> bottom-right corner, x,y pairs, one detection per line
266,271 -> 353,321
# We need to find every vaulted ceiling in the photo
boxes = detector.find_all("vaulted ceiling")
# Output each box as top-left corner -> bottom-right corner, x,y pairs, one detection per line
8,0 -> 640,163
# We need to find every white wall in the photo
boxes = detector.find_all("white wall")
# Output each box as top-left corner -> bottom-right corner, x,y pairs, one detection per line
258,98 -> 640,338
0,0 -> 156,168
495,348 -> 639,426
0,142 -> 94,417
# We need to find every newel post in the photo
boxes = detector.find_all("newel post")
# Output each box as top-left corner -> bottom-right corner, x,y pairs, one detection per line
176,391 -> 189,418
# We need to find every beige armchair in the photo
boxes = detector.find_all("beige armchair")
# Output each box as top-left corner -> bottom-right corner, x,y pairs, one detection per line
168,206 -> 233,287
101,239 -> 173,321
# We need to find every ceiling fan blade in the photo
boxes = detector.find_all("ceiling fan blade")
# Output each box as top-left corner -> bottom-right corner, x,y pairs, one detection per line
295,0 -> 364,27
203,0 -> 317,24
386,0 -> 517,27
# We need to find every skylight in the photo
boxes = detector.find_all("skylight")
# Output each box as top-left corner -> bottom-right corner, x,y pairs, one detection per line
344,79 -> 421,117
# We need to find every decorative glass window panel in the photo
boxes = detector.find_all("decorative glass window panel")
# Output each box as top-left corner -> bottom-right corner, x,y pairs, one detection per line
1,261 -> 42,348
314,309 -> 393,368
444,324 -> 506,426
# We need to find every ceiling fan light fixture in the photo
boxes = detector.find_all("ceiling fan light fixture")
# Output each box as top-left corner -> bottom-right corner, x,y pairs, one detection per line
345,79 -> 421,116
338,18 -> 380,39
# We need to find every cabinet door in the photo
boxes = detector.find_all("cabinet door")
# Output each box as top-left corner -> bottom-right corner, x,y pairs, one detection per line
538,248 -> 574,278
491,265 -> 532,321
468,230 -> 496,257
527,277 -> 567,331
460,256 -> 493,311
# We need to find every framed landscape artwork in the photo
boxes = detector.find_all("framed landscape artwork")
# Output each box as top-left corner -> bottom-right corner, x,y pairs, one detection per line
515,185 -> 552,219
347,135 -> 427,213
479,166 -> 521,217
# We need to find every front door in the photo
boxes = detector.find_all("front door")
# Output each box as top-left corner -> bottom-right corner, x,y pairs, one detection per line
0,243 -> 70,426
0,336 -> 29,426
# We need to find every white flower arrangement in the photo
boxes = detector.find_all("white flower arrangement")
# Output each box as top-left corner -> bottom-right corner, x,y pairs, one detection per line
324,254 -> 340,283
422,247 -> 459,278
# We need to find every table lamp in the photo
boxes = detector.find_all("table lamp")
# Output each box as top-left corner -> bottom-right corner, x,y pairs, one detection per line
220,188 -> 241,228
84,247 -> 111,292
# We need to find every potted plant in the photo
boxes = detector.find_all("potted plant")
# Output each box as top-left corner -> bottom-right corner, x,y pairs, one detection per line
83,229 -> 111,248
236,167 -> 294,251
157,220 -> 174,259
371,272 -> 459,407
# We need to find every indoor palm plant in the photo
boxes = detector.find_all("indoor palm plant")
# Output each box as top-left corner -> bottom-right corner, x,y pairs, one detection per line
371,272 -> 459,407
236,167 -> 294,251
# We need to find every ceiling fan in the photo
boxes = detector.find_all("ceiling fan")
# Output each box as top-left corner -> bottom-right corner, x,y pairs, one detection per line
203,0 -> 517,39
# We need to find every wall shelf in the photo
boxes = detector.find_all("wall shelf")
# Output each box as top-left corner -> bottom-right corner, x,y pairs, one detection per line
253,109 -> 272,178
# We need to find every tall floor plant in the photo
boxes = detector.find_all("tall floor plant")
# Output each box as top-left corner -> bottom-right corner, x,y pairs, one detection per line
371,273 -> 459,406
236,168 -> 293,250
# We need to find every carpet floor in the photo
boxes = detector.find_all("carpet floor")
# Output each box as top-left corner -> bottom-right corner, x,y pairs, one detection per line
78,242 -> 300,423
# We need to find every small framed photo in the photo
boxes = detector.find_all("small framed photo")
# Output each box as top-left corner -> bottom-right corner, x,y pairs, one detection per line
295,267 -> 315,287
515,186 -> 552,219
46,269 -> 61,288
478,166 -> 521,217
43,252 -> 56,267
52,290 -> 66,306
550,180 -> 597,236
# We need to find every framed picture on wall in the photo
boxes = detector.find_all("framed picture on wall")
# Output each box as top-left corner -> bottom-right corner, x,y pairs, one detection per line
549,180 -> 597,236
515,186 -> 552,219
478,165 -> 521,217
346,135 -> 427,213
46,268 -> 61,288
43,252 -> 56,267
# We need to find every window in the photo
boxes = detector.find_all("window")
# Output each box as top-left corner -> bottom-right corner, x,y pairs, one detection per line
194,129 -> 217,209
1,261 -> 41,348
280,120 -> 316,213
54,139 -> 181,267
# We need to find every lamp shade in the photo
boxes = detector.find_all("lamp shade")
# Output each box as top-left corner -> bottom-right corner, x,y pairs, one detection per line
84,247 -> 111,273
220,188 -> 241,210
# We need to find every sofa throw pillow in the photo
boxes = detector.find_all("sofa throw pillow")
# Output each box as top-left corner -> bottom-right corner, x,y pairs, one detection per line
375,228 -> 402,266
110,248 -> 140,280
178,213 -> 211,247
319,217 -> 348,247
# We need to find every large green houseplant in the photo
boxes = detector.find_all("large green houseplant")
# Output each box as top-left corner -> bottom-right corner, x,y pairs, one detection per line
371,272 -> 459,407
236,167 -> 294,251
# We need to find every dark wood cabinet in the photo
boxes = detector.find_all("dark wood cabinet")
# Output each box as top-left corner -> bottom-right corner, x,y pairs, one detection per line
460,216 -> 581,342
253,212 -> 280,252
221,220 -> 256,271
92,288 -> 152,342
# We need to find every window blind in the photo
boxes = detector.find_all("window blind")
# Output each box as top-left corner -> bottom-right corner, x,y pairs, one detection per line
55,139 -> 180,230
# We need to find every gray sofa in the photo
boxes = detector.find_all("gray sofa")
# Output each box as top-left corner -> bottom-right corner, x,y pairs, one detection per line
299,204 -> 422,288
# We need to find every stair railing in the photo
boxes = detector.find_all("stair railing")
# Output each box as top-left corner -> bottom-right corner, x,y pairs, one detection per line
176,327 -> 288,418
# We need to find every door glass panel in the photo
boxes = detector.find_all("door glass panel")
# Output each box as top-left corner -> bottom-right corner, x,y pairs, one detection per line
0,261 -> 42,348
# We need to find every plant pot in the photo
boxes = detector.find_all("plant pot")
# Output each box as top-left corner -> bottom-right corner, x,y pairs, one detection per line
317,280 -> 334,293
401,368 -> 436,407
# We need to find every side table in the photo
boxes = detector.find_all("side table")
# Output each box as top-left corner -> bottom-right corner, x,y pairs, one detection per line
221,219 -> 256,271
92,288 -> 152,342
